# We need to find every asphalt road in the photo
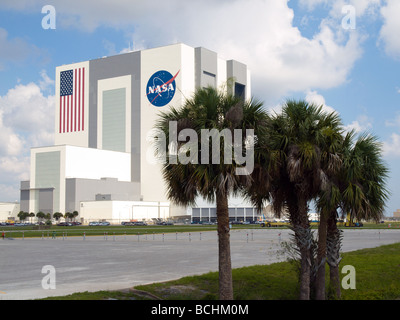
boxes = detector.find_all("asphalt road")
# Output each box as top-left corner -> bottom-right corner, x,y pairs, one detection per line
1,228 -> 399,300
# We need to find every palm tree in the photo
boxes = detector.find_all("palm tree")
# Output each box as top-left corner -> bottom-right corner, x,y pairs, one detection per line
17,211 -> 29,222
72,211 -> 79,222
36,211 -> 46,224
29,212 -> 35,224
246,100 -> 343,300
319,132 -> 389,299
313,132 -> 351,300
65,212 -> 72,222
53,212 -> 63,222
155,85 -> 267,300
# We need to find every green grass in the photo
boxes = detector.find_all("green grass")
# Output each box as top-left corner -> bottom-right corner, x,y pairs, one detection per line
2,222 -> 398,239
133,262 -> 300,300
339,243 -> 400,300
41,290 -> 149,300
40,242 -> 400,300
1,224 -> 219,239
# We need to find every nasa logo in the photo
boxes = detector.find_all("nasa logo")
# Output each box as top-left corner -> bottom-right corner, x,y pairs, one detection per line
147,70 -> 180,107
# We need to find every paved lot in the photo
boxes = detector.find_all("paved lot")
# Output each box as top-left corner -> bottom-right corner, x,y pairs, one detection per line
1,228 -> 399,300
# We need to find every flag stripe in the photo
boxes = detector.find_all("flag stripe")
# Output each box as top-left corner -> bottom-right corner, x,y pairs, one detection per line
78,68 -> 81,132
67,94 -> 69,132
74,69 -> 77,132
59,96 -> 62,133
82,68 -> 85,131
63,96 -> 66,133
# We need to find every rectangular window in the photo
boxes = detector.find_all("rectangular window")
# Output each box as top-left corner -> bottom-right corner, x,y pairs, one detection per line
235,82 -> 245,102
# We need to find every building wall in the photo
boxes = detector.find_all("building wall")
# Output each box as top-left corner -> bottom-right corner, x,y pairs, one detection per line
28,145 -> 131,213
89,51 -> 141,183
139,43 -> 250,203
189,195 -> 259,222
139,44 -> 195,203
22,43 -> 253,218
0,203 -> 20,221
79,200 -> 169,223
20,181 -> 30,213
37,188 -> 54,214
65,177 -> 140,213
64,145 -> 131,182
195,47 -> 218,89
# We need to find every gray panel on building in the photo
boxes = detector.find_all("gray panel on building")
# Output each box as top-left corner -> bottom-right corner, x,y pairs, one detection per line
38,189 -> 54,214
35,151 -> 60,212
20,181 -> 30,213
195,47 -> 218,89
227,60 -> 247,100
89,52 -> 141,183
65,177 -> 141,213
102,88 -> 126,152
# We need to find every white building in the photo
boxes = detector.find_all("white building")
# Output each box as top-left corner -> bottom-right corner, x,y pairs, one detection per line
0,202 -> 20,222
20,43 -> 254,223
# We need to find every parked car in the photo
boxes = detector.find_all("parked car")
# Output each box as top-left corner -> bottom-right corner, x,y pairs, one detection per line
134,221 -> 147,226
89,222 -> 99,226
156,221 -> 174,225
57,222 -> 72,226
200,221 -> 214,225
99,221 -> 110,226
121,221 -> 135,226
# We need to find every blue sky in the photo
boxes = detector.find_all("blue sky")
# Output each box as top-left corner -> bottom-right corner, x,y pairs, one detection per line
0,0 -> 399,216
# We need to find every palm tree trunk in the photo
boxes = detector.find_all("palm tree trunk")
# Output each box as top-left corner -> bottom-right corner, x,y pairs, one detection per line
327,212 -> 342,299
291,196 -> 312,300
216,191 -> 233,300
315,210 -> 328,300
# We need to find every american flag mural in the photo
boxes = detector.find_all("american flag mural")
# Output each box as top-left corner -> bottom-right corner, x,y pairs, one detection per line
59,68 -> 85,133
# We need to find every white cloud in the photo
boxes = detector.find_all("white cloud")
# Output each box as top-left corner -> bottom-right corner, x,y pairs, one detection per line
0,183 -> 22,203
383,133 -> 400,157
0,110 -> 24,157
0,72 -> 54,201
385,112 -> 400,127
379,0 -> 400,60
343,115 -> 373,134
0,28 -> 31,69
383,112 -> 400,158
305,90 -> 337,114
304,90 -> 374,134
0,74 -> 55,143
0,156 -> 30,181
300,0 -> 381,16
0,27 -> 45,70
126,0 -> 364,103
2,0 -> 365,104
39,69 -> 55,92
